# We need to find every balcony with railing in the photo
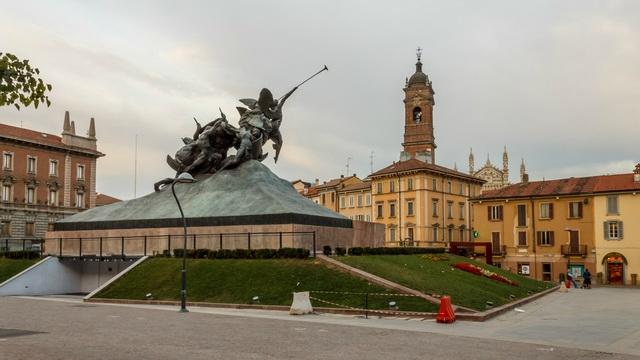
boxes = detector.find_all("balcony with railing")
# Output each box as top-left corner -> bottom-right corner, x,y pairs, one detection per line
561,244 -> 588,257
492,245 -> 507,257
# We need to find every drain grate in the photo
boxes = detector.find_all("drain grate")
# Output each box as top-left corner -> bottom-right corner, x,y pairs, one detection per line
0,328 -> 45,339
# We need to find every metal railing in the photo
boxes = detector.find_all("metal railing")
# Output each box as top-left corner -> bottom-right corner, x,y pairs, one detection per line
0,238 -> 44,256
51,231 -> 317,258
492,245 -> 507,256
561,244 -> 588,257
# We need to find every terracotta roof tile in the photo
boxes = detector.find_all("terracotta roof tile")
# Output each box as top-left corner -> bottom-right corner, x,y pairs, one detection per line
476,172 -> 640,200
96,193 -> 122,206
339,180 -> 371,192
370,158 -> 484,183
0,123 -> 65,147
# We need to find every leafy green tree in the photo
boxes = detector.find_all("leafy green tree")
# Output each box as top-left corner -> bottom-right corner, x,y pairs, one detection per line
0,52 -> 52,110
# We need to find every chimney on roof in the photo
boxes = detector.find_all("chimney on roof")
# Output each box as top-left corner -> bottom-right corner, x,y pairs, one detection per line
88,117 -> 96,138
314,178 -> 319,185
340,174 -> 344,178
70,121 -> 76,135
634,163 -> 640,183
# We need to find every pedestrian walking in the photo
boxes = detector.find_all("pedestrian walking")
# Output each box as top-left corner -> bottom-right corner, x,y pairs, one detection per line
583,268 -> 592,289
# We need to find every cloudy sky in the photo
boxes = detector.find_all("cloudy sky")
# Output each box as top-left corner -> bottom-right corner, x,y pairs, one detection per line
1,1 -> 639,200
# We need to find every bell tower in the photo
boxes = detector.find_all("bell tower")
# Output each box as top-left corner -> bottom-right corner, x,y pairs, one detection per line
401,47 -> 436,164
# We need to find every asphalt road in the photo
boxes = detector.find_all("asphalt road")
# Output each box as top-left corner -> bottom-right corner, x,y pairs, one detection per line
0,294 -> 637,360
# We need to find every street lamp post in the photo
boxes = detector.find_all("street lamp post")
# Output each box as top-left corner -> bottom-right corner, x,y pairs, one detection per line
170,172 -> 197,313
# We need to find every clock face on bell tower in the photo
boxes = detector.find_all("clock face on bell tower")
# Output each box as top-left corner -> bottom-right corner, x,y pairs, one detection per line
402,49 -> 436,163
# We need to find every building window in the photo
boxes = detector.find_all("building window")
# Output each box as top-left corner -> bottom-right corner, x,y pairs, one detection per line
1,221 -> 10,236
459,203 -> 465,219
447,201 -> 453,219
491,232 -> 501,252
459,228 -> 465,241
432,178 -> 437,191
540,203 -> 553,219
432,199 -> 439,217
488,205 -> 503,221
27,156 -> 37,173
607,196 -> 619,215
447,181 -> 452,193
470,185 -> 476,197
517,231 -> 527,246
407,178 -> 413,191
569,201 -> 583,219
77,164 -> 85,180
542,263 -> 552,281
376,203 -> 383,218
349,195 -> 354,207
339,196 -> 345,209
3,152 -> 13,170
604,221 -> 623,240
536,231 -> 554,246
448,227 -> 453,241
365,193 -> 371,206
389,202 -> 396,217
331,193 -> 335,203
432,226 -> 438,241
49,190 -> 58,205
407,201 -> 414,216
321,194 -> 326,205
389,228 -> 396,242
25,222 -> 34,236
357,194 -> 363,207
458,183 -> 464,195
49,160 -> 58,176
376,182 -> 383,194
365,214 -> 370,222
517,263 -> 531,276
26,187 -> 35,204
517,204 -> 526,227
389,180 -> 395,193
407,227 -> 414,241
76,192 -> 85,208
1,185 -> 11,202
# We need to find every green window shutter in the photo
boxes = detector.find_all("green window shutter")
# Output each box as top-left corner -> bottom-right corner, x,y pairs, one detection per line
619,221 -> 624,239
550,231 -> 555,246
604,222 -> 609,240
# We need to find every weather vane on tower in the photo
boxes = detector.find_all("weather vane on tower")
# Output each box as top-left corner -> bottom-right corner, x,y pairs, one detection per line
416,46 -> 422,62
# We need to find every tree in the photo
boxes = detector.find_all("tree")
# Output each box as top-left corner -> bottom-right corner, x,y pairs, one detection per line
0,52 -> 52,110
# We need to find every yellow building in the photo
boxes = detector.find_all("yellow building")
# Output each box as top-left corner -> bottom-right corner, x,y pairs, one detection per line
593,164 -> 640,285
338,180 -> 372,221
310,175 -> 361,213
371,161 -> 483,246
471,165 -> 640,284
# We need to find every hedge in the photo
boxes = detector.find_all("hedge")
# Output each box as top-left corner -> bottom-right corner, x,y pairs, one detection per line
1,250 -> 41,259
170,247 -> 310,260
346,247 -> 446,256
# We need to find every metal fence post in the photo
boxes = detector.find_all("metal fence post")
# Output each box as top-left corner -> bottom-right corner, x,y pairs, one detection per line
22,238 -> 26,252
121,237 -> 125,258
99,237 -> 103,259
365,292 -> 369,319
193,234 -> 196,250
143,236 -> 147,256
279,232 -> 283,249
59,238 -> 62,257
219,233 -> 223,250
168,235 -> 171,255
312,231 -> 316,258
79,237 -> 82,257
247,233 -> 251,250
5,239 -> 8,252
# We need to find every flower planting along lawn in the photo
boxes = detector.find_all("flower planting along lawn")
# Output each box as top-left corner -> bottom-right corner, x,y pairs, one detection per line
0,258 -> 39,283
338,254 -> 553,311
96,258 -> 439,313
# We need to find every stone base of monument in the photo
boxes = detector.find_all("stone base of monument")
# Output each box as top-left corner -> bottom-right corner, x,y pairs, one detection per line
45,161 -> 383,256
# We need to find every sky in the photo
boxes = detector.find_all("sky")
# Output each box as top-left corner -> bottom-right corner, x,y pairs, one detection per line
1,1 -> 639,200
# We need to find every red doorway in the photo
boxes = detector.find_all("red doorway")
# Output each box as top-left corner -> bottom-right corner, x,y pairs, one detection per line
604,253 -> 626,285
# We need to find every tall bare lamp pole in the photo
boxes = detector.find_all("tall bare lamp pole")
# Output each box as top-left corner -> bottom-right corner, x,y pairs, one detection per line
170,172 -> 197,313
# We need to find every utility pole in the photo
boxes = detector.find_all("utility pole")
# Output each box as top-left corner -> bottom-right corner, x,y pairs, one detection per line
134,134 -> 138,198
369,151 -> 375,174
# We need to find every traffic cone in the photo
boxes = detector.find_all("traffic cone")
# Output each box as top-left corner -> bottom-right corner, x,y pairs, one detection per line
436,295 -> 456,323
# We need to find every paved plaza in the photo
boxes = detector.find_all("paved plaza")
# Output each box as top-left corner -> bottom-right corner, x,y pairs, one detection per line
0,288 -> 639,359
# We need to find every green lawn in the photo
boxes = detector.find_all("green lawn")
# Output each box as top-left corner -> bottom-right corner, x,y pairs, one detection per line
96,258 -> 439,312
0,258 -> 39,283
338,254 -> 552,311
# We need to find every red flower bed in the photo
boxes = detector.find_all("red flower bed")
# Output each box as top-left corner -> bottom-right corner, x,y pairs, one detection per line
454,262 -> 518,286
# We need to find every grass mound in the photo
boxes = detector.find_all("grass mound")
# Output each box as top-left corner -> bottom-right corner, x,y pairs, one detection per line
338,254 -> 552,311
96,258 -> 438,312
0,258 -> 39,283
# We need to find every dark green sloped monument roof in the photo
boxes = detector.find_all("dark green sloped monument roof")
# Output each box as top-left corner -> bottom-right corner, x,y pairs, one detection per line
55,161 -> 351,231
